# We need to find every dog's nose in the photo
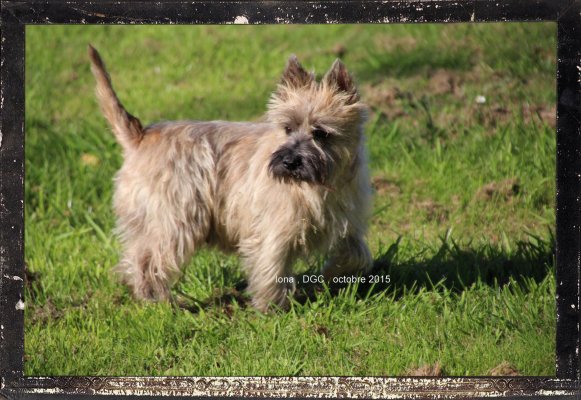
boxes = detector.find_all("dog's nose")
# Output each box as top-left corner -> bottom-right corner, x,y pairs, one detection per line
282,154 -> 302,171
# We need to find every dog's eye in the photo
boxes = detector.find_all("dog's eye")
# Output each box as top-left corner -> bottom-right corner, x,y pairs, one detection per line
284,126 -> 292,135
312,128 -> 328,140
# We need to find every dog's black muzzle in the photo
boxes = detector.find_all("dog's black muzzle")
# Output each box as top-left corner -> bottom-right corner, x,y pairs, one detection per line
269,144 -> 328,185
282,153 -> 303,171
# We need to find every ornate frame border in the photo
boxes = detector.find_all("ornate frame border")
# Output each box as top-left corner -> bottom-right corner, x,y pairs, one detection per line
1,1 -> 580,398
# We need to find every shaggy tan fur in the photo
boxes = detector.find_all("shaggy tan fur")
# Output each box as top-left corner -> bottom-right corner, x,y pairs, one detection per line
89,45 -> 372,311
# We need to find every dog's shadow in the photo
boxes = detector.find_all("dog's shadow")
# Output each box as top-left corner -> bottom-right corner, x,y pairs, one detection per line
176,233 -> 555,314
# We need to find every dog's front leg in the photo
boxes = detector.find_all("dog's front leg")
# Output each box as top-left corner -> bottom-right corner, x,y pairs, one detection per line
322,234 -> 372,280
241,242 -> 296,312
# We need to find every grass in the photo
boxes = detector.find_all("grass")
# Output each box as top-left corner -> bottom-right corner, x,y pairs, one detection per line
25,23 -> 557,376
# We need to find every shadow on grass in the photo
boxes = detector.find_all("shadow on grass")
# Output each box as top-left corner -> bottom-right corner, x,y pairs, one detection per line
176,232 -> 555,313
296,231 -> 555,305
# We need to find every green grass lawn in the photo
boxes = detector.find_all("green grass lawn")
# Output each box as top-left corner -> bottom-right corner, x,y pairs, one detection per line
25,23 -> 556,376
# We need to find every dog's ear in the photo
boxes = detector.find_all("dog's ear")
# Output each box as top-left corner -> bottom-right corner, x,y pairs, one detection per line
280,55 -> 313,88
324,59 -> 359,103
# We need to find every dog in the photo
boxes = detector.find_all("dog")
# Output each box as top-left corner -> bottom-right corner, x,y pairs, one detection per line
88,45 -> 372,312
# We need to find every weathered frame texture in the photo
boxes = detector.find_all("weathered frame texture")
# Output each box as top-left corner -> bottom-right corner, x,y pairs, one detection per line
1,0 -> 581,398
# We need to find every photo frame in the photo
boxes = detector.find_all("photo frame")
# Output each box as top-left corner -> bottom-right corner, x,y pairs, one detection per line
1,0 -> 580,398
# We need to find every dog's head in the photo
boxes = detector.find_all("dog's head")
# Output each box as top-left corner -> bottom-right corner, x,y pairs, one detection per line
266,56 -> 367,186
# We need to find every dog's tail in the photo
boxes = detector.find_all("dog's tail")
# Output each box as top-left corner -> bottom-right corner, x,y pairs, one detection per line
88,44 -> 144,151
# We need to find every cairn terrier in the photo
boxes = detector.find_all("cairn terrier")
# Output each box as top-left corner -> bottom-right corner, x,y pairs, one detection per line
89,45 -> 372,311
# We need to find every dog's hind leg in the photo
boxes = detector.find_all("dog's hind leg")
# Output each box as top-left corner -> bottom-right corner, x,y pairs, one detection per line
115,235 -> 187,301
113,197 -> 212,302
322,235 -> 372,280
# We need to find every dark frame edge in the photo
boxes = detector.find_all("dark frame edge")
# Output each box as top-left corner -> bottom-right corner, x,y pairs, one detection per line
0,0 -> 25,385
1,376 -> 581,398
556,0 -> 581,381
0,0 -> 577,25
1,0 -> 581,398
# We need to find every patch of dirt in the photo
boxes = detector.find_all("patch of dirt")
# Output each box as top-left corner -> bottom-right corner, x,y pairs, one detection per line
406,362 -> 443,376
314,324 -> 330,338
475,178 -> 520,202
372,175 -> 401,198
362,83 -> 407,119
414,198 -> 449,223
522,104 -> 556,128
428,69 -> 461,96
468,102 -> 556,131
331,43 -> 347,58
488,361 -> 520,376
471,104 -> 512,129
29,298 -> 63,325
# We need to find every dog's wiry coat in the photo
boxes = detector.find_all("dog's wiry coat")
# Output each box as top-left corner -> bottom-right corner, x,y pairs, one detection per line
89,45 -> 372,311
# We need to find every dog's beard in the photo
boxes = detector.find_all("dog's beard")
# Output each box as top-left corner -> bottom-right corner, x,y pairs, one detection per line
268,141 -> 331,185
